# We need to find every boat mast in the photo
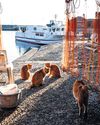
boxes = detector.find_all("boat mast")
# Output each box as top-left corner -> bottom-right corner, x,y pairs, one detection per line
54,14 -> 57,22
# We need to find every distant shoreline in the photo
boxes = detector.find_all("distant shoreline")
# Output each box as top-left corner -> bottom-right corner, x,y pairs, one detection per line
2,25 -> 19,31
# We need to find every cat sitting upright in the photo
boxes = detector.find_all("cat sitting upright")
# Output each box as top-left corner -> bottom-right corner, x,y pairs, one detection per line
21,64 -> 32,80
29,64 -> 49,88
45,63 -> 61,78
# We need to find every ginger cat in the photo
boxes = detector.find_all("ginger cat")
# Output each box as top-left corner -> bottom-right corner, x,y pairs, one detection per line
21,64 -> 32,80
45,63 -> 61,78
29,65 -> 49,88
73,80 -> 89,118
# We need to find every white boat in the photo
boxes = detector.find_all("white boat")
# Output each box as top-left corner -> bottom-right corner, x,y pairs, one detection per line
15,20 -> 65,45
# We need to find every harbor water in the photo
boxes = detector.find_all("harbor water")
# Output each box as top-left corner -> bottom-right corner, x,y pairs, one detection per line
2,31 -> 41,63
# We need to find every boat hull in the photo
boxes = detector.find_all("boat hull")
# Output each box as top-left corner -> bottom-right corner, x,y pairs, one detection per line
15,36 -> 63,45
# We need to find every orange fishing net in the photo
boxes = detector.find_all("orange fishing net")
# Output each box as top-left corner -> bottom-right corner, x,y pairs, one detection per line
81,15 -> 88,80
95,12 -> 100,84
62,16 -> 70,72
62,15 -> 79,76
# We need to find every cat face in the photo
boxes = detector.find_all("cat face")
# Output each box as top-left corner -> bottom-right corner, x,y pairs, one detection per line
22,65 -> 28,71
44,63 -> 50,73
27,64 -> 32,69
45,63 -> 50,68
21,64 -> 32,72
43,67 -> 49,74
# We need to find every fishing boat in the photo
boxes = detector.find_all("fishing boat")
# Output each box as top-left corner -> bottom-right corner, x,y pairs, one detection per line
15,20 -> 65,45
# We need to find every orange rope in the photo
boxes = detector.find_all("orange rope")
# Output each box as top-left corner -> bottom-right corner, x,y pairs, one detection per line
62,16 -> 78,76
69,17 -> 77,33
68,17 -> 78,76
62,16 -> 70,72
81,15 -> 87,80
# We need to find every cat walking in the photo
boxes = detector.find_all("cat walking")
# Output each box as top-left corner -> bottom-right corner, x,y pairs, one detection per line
73,80 -> 89,118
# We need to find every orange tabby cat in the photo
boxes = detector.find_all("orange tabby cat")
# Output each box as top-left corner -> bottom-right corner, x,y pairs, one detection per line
73,80 -> 89,118
21,64 -> 32,80
45,63 -> 61,78
29,65 -> 49,88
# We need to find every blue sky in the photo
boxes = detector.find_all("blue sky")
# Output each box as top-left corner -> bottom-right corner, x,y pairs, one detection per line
0,0 -> 97,25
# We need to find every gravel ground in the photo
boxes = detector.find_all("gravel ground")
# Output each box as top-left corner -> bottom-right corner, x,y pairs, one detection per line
1,71 -> 100,125
0,42 -> 100,125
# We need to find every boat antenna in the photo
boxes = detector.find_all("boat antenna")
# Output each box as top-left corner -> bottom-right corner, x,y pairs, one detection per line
54,14 -> 57,21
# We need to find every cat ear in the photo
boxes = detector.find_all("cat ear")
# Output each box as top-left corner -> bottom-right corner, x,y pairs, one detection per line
45,63 -> 50,67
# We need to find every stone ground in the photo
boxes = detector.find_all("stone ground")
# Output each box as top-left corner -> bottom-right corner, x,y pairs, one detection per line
0,43 -> 100,125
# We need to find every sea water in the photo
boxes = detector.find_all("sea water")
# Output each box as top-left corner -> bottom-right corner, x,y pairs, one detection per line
2,31 -> 40,63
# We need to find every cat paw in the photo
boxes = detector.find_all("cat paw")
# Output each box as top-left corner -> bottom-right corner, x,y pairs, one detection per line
49,75 -> 53,78
27,85 -> 33,89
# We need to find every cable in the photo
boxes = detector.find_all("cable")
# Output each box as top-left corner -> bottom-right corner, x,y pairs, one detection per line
95,0 -> 100,7
73,0 -> 80,9
65,0 -> 80,15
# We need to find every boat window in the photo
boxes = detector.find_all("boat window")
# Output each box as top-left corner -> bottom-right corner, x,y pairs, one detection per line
33,27 -> 37,30
40,33 -> 44,36
43,28 -> 47,30
61,28 -> 64,31
52,28 -> 55,32
50,20 -> 55,26
49,29 -> 51,32
46,24 -> 51,27
35,33 -> 39,36
20,26 -> 26,32
56,28 -> 60,31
